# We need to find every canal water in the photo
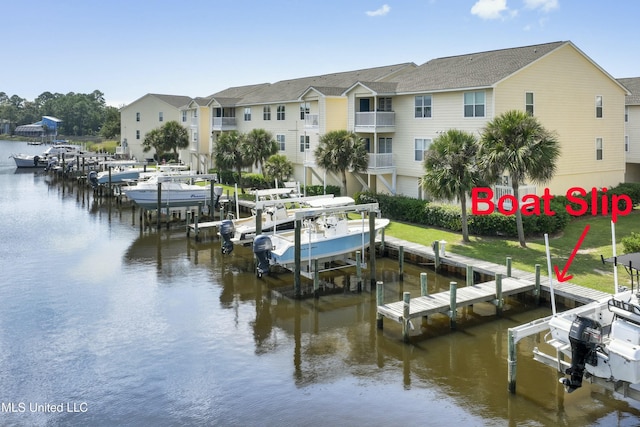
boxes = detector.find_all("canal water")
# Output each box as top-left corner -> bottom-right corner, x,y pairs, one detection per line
0,140 -> 639,426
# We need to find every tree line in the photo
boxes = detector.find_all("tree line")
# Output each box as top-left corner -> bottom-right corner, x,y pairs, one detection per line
0,90 -> 120,138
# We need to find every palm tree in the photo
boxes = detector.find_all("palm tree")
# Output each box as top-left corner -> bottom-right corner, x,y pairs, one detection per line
161,120 -> 189,159
212,131 -> 252,185
142,128 -> 164,160
314,130 -> 368,195
263,154 -> 294,185
420,129 -> 485,243
245,128 -> 278,173
478,110 -> 560,248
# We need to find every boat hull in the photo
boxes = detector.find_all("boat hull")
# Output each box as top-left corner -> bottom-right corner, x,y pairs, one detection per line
267,218 -> 389,270
122,186 -> 210,209
12,154 -> 47,168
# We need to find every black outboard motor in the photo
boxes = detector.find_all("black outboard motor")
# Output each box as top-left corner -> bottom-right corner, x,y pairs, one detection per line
219,220 -> 235,254
88,171 -> 99,189
33,155 -> 40,167
253,235 -> 273,278
560,316 -> 601,392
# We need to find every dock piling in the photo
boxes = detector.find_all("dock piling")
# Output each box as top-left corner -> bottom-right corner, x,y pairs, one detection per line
399,246 -> 404,281
356,251 -> 362,292
402,292 -> 411,342
449,281 -> 457,330
506,257 -> 512,277
534,264 -> 541,305
507,329 -> 517,393
495,273 -> 504,317
376,281 -> 384,329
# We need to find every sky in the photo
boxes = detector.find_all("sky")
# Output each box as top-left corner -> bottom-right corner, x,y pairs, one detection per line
3,0 -> 639,107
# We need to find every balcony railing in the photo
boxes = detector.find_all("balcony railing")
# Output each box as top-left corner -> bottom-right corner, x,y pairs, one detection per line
355,111 -> 395,131
367,153 -> 394,170
212,117 -> 237,131
304,114 -> 319,129
492,185 -> 537,209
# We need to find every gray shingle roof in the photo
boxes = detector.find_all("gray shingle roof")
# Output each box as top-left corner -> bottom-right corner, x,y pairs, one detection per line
149,94 -> 194,108
618,78 -> 640,105
236,63 -> 416,105
395,41 -> 568,93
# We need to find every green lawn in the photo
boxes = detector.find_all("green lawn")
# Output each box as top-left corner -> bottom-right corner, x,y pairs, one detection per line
385,212 -> 640,293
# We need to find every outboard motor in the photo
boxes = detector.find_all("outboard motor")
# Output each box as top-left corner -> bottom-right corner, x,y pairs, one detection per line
219,219 -> 235,254
33,155 -> 40,167
560,316 -> 602,392
253,235 -> 273,278
88,171 -> 99,189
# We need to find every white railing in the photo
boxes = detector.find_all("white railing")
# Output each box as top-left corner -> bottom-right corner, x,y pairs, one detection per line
191,117 -> 198,126
305,114 -> 319,128
493,185 -> 537,208
355,111 -> 395,128
212,117 -> 237,129
368,153 -> 394,169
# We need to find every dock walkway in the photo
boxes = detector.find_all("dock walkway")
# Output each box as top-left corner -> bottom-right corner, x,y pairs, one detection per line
377,236 -> 612,340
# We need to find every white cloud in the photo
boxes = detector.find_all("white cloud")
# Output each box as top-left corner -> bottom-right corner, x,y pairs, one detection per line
524,0 -> 559,12
471,0 -> 508,20
366,4 -> 391,17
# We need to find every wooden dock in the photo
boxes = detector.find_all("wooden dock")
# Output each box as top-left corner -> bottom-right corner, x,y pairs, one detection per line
377,236 -> 612,341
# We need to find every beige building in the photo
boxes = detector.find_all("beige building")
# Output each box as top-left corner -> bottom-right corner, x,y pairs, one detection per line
618,78 -> 640,182
120,41 -> 630,200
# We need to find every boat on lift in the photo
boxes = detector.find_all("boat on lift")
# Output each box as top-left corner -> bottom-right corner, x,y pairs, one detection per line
252,203 -> 388,277
10,143 -> 84,168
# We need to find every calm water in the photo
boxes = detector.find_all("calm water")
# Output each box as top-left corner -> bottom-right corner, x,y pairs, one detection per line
0,140 -> 639,426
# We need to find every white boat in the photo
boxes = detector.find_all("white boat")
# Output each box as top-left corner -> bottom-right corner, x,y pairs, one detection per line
88,161 -> 151,188
230,195 -> 355,244
121,165 -> 216,209
537,252 -> 640,394
11,144 -> 84,168
252,204 -> 388,277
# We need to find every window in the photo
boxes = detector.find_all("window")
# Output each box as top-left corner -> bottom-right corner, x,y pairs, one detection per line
244,108 -> 251,121
596,96 -> 603,118
414,138 -> 432,161
136,112 -> 140,122
159,112 -> 164,122
626,106 -> 629,122
378,137 -> 392,154
299,135 -> 310,152
300,102 -> 310,120
596,138 -> 603,160
136,130 -> 140,140
277,134 -> 285,151
525,92 -> 534,116
193,131 -> 198,143
277,105 -> 285,121
182,111 -> 187,122
464,91 -> 485,117
263,106 -> 271,120
378,97 -> 392,112
415,95 -> 432,118
625,135 -> 629,153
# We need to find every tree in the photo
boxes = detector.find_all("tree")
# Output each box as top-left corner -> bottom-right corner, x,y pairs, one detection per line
420,129 -> 485,243
478,110 -> 560,248
245,128 -> 278,173
160,120 -> 189,158
100,106 -> 121,139
263,154 -> 294,185
142,128 -> 164,159
314,130 -> 368,195
212,131 -> 252,184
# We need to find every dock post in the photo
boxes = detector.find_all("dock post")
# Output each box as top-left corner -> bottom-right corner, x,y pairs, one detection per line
369,212 -> 377,288
507,329 -> 517,393
255,208 -> 263,236
495,273 -> 504,317
313,259 -> 319,299
294,220 -> 301,298
506,257 -> 512,277
449,281 -> 457,330
156,182 -> 162,229
420,272 -> 428,327
534,264 -> 541,306
186,211 -> 191,237
356,251 -> 362,292
194,214 -> 199,242
399,246 -> 404,282
433,241 -> 441,270
466,265 -> 474,287
402,292 -> 411,343
376,281 -> 384,329
379,228 -> 385,255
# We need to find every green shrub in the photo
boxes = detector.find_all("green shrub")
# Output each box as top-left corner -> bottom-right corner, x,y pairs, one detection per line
622,232 -> 640,253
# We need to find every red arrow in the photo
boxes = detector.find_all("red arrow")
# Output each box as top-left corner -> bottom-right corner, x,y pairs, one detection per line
553,224 -> 590,282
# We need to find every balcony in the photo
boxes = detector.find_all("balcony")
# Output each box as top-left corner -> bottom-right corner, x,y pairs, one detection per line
211,117 -> 237,131
355,111 -> 395,133
304,114 -> 319,129
366,153 -> 395,173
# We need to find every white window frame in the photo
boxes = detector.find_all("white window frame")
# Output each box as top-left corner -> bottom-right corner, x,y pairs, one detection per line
277,134 -> 285,151
525,92 -> 534,116
277,105 -> 285,121
596,95 -> 603,118
414,95 -> 432,118
596,137 -> 603,160
464,91 -> 485,118
263,106 -> 271,121
414,138 -> 432,161
244,107 -> 251,121
378,137 -> 392,154
300,102 -> 310,120
299,135 -> 309,152
159,112 -> 164,122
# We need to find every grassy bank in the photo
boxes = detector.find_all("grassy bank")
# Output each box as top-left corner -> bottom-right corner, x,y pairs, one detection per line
385,212 -> 640,294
